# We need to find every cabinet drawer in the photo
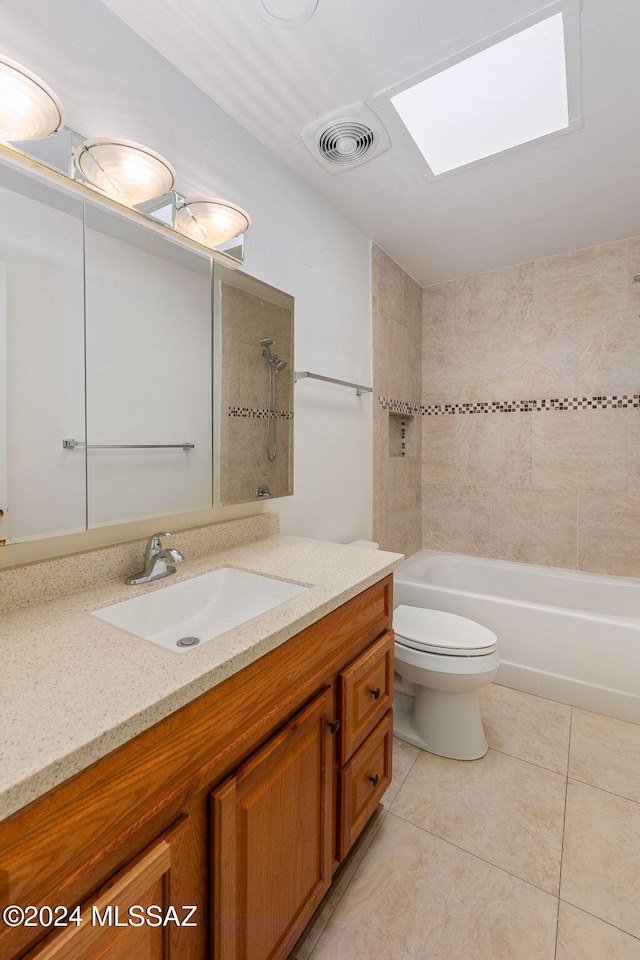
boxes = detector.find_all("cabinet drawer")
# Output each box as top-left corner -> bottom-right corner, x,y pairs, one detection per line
340,630 -> 394,762
338,711 -> 393,860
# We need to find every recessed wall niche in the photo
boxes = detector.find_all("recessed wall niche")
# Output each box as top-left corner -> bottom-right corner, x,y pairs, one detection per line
389,413 -> 416,458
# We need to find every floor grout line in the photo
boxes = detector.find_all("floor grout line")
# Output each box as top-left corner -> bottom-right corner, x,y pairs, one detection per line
554,706 -> 572,960
484,742 -> 569,778
565,774 -> 640,806
305,691 -> 640,959
558,896 -> 640,943
387,808 -> 561,900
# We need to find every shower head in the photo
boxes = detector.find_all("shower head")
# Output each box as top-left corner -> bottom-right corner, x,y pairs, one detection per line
276,359 -> 287,373
260,337 -> 274,346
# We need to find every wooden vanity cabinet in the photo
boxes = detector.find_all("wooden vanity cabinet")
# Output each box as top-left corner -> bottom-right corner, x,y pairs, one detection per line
212,689 -> 334,960
25,817 -> 192,960
0,575 -> 393,960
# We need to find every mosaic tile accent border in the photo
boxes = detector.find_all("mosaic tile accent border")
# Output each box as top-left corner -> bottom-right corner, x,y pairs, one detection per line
379,398 -> 420,414
228,406 -> 293,420
380,394 -> 640,417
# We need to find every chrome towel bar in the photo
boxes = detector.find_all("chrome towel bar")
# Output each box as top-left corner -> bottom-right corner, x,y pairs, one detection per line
62,439 -> 195,450
293,371 -> 372,395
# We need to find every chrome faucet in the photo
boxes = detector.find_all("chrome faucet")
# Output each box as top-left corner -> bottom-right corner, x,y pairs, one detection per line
125,532 -> 184,585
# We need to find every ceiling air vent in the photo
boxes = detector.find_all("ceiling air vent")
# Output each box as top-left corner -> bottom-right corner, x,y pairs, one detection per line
301,103 -> 391,174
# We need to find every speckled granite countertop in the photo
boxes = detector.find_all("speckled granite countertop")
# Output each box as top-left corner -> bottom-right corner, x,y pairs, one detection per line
0,535 -> 401,821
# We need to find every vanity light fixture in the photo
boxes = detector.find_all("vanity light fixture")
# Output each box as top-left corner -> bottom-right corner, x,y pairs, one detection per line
0,53 -> 64,141
74,137 -> 176,206
175,198 -> 251,248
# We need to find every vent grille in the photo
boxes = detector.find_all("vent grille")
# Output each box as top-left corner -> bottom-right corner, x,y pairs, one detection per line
318,120 -> 377,165
300,104 -> 391,174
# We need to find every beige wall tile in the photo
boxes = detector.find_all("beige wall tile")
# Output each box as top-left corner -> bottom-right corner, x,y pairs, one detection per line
533,240 -> 629,325
372,496 -> 388,550
422,482 -> 491,556
372,244 -> 405,326
391,749 -> 566,894
261,423 -> 291,477
386,459 -> 421,558
481,683 -> 572,775
371,299 -> 389,398
224,417 -> 263,480
373,405 -> 390,461
310,813 -> 558,960
373,408 -> 392,550
491,314 -> 582,400
226,339 -> 266,409
373,247 -> 422,554
422,281 -> 491,403
575,309 -> 640,396
456,261 -> 533,335
562,779 -> 640,938
421,415 -> 455,484
422,275 -> 493,403
455,412 -> 532,487
627,407 -> 640,495
403,273 -> 422,340
492,487 -> 577,567
557,902 -> 640,960
532,408 -> 628,491
388,319 -> 420,404
423,328 -> 492,404
221,282 -> 292,348
578,492 -> 640,577
422,278 -> 455,339
627,235 -> 640,309
569,708 -> 640,803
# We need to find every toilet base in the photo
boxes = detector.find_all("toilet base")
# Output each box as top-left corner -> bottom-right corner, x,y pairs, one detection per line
393,687 -> 489,761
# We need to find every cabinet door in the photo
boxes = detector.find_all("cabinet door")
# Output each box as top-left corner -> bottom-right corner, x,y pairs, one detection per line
212,688 -> 333,960
24,818 -> 193,960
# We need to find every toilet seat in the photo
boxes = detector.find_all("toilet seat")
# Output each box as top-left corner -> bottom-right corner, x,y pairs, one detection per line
394,605 -> 497,657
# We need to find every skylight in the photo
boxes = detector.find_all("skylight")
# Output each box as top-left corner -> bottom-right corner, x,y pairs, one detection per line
390,13 -> 570,176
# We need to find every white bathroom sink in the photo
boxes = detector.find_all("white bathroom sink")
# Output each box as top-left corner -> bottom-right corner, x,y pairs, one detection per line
92,567 -> 310,652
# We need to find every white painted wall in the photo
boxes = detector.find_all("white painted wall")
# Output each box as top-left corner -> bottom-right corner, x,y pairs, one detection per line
1,0 -> 373,551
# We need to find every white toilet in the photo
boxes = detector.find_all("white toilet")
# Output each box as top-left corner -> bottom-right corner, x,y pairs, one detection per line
393,605 -> 499,761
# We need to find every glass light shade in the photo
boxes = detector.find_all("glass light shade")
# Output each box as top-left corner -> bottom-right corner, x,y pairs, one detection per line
0,54 -> 64,141
75,138 -> 176,206
175,198 -> 251,247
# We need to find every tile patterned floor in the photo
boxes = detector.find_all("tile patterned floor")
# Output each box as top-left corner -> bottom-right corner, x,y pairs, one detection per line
292,684 -> 640,960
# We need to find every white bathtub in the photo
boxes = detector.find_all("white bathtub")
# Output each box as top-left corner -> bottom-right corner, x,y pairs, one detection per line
394,549 -> 640,724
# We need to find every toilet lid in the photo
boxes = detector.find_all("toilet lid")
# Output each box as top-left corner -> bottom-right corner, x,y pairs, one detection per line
393,605 -> 497,655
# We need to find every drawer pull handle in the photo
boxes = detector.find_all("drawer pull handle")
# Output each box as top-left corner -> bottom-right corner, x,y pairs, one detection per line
371,687 -> 381,700
328,719 -> 340,734
369,774 -> 379,787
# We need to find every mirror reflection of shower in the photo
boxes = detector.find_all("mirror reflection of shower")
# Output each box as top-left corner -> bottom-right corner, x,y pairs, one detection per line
260,337 -> 288,462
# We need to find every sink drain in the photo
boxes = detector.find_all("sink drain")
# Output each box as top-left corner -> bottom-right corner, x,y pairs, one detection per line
176,636 -> 200,648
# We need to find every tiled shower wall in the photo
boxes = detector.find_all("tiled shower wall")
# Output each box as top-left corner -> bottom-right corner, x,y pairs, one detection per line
422,236 -> 640,577
220,283 -> 293,503
372,245 -> 422,556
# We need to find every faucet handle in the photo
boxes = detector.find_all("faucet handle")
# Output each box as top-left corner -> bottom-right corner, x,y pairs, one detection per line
146,531 -> 172,558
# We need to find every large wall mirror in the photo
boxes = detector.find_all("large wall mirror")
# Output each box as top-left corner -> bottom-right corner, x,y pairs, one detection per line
0,154 -> 294,545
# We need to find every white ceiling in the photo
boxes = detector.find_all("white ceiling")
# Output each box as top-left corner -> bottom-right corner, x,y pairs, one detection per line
97,0 -> 640,285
